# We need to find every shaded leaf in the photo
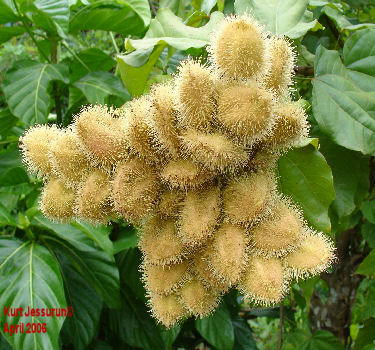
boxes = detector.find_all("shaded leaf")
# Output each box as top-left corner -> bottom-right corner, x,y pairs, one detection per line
0,108 -> 17,138
0,203 -> 17,227
113,225 -> 138,254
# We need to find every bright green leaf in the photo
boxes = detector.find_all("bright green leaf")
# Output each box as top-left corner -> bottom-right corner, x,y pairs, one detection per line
0,0 -> 18,24
278,144 -> 335,233
283,329 -> 344,350
0,108 -> 17,138
0,26 -> 25,44
357,250 -> 375,277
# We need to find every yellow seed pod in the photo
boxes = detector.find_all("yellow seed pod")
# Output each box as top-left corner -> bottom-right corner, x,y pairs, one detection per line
263,37 -> 295,96
20,125 -> 58,178
249,147 -> 279,172
178,186 -> 221,247
239,256 -> 287,305
176,60 -> 216,130
285,230 -> 335,279
49,129 -> 91,187
217,84 -> 275,145
193,250 -> 229,292
249,197 -> 303,257
76,169 -> 113,222
142,260 -> 190,295
149,83 -> 180,159
157,189 -> 184,218
40,178 -> 75,221
209,15 -> 268,79
179,278 -> 220,317
207,223 -> 248,285
160,158 -> 215,189
223,172 -> 275,226
74,105 -> 128,168
180,130 -> 249,172
149,293 -> 188,328
112,158 -> 159,224
124,96 -> 159,163
267,102 -> 309,149
139,216 -> 188,265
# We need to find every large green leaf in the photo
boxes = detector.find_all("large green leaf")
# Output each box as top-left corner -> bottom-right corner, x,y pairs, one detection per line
0,238 -> 67,350
3,61 -> 69,125
234,0 -> 316,38
0,26 -> 26,44
109,287 -> 165,350
0,0 -> 18,24
312,46 -> 375,155
31,215 -> 121,308
356,249 -> 375,277
0,108 -> 17,138
278,144 -> 335,233
59,252 -> 103,350
74,71 -> 131,105
0,149 -> 28,185
343,29 -> 375,77
282,329 -> 344,350
0,203 -> 17,227
69,0 -> 149,36
195,303 -> 235,350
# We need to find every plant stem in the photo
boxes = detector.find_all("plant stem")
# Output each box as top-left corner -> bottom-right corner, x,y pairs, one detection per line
12,0 -> 51,62
278,300 -> 284,350
50,37 -> 62,125
109,32 -> 120,54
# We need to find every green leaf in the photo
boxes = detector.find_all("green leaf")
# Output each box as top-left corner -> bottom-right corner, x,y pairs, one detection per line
0,0 -> 18,24
282,329 -> 344,350
0,238 -> 67,350
3,61 -> 69,125
278,144 -> 335,233
357,250 -> 375,277
59,252 -> 103,350
362,201 -> 375,224
195,303 -> 235,350
109,287 -> 165,350
0,203 -> 17,227
0,108 -> 17,138
312,46 -> 375,155
69,1 -> 148,36
159,324 -> 182,350
117,45 -> 166,97
234,0 -> 316,38
74,71 -> 131,105
0,150 -> 28,185
126,8 -> 224,52
353,318 -> 375,350
113,225 -> 138,254
319,137 -> 369,220
31,214 -> 121,308
352,278 -> 375,323
0,26 -> 25,44
362,221 -> 375,248
343,29 -> 375,77
69,48 -> 116,83
232,318 -> 257,350
31,0 -> 70,38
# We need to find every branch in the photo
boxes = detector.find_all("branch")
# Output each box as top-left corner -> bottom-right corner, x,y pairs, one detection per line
294,65 -> 314,76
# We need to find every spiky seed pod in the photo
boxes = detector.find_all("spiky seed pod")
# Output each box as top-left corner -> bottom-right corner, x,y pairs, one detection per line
248,147 -> 279,172
209,15 -> 268,80
20,125 -> 58,178
285,230 -> 335,279
139,216 -> 188,265
176,60 -> 216,130
142,260 -> 190,295
148,83 -> 180,159
178,186 -> 221,247
239,256 -> 287,305
40,178 -> 75,221
124,96 -> 159,163
112,158 -> 159,224
148,293 -> 188,328
160,158 -> 215,189
207,223 -> 248,285
76,169 -> 113,222
179,278 -> 220,318
180,130 -> 249,173
263,37 -> 295,97
74,105 -> 129,168
223,172 -> 275,226
157,190 -> 184,218
249,198 -> 303,257
267,102 -> 309,149
49,129 -> 91,187
217,84 -> 275,145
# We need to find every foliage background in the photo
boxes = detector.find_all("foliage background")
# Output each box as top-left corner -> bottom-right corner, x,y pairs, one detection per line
0,0 -> 375,349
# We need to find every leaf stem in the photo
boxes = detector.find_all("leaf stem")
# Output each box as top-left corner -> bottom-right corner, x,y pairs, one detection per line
12,0 -> 51,62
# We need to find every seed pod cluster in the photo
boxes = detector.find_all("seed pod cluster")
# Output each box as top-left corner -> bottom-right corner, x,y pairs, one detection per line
20,15 -> 334,327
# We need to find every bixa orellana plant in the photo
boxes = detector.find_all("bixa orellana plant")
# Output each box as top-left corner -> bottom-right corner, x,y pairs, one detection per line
20,15 -> 335,327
